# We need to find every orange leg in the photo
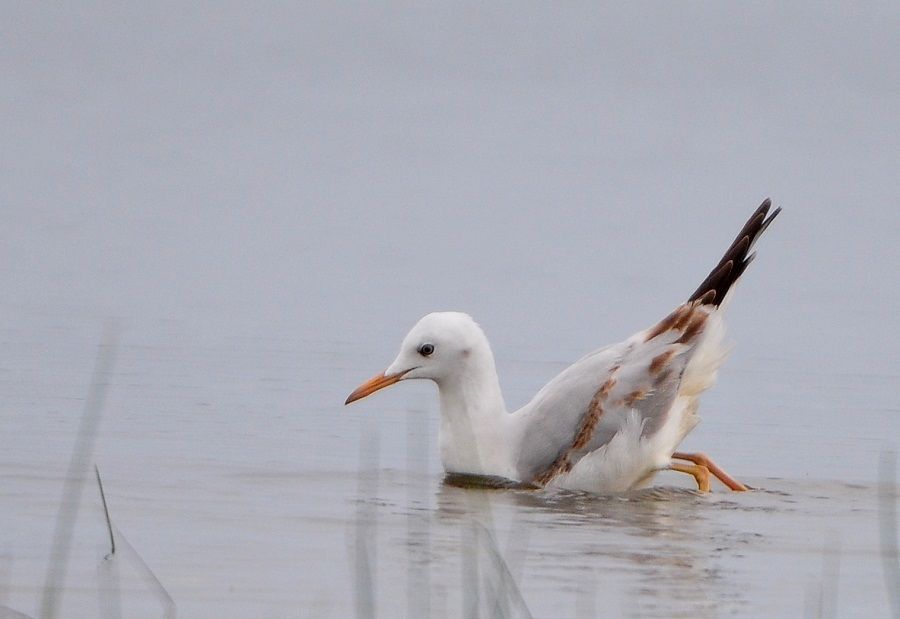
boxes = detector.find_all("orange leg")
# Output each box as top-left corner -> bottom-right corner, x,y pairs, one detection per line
669,462 -> 711,493
672,451 -> 748,491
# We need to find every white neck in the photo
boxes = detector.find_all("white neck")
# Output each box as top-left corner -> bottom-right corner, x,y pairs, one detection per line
435,354 -> 514,478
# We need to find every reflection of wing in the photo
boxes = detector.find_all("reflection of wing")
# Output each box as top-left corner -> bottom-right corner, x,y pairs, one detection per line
513,199 -> 782,487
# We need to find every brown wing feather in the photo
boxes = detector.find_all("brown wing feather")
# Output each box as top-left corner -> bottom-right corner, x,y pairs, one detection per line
687,198 -> 781,307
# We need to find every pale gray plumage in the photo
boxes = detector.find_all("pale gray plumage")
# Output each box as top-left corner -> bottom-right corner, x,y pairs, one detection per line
512,335 -> 690,484
346,199 -> 780,494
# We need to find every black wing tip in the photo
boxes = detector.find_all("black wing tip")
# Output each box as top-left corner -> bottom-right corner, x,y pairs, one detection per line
696,289 -> 717,306
689,198 -> 781,307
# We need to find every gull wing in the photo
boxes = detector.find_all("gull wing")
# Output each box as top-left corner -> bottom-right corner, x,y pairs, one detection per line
511,329 -> 694,486
512,199 -> 781,486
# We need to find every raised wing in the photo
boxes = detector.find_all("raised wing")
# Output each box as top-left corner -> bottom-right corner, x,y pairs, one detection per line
512,199 -> 781,487
511,326 -> 697,486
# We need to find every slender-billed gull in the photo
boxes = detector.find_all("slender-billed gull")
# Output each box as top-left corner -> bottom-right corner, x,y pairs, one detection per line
346,200 -> 781,493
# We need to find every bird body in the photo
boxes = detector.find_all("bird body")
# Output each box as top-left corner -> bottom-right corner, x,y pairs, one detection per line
347,200 -> 781,494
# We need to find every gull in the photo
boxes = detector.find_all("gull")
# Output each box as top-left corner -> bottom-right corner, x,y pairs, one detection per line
346,199 -> 781,493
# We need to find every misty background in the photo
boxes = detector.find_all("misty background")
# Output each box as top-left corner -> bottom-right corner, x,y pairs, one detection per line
1,3 -> 898,617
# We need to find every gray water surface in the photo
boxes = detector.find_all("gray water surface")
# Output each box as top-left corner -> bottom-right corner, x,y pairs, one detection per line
2,2 -> 899,617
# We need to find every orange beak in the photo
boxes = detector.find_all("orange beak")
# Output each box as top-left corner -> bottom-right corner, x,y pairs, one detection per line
345,369 -> 411,405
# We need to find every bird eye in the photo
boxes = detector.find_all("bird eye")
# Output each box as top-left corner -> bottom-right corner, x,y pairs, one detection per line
418,343 -> 435,357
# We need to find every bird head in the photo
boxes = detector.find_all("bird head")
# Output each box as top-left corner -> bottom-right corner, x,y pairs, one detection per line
345,312 -> 488,404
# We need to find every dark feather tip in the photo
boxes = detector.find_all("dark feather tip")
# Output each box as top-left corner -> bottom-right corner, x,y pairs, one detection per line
687,199 -> 781,307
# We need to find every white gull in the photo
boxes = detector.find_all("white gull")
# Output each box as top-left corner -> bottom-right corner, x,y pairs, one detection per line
346,200 -> 781,494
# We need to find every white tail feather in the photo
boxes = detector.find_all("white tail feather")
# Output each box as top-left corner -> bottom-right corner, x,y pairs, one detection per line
680,305 -> 733,397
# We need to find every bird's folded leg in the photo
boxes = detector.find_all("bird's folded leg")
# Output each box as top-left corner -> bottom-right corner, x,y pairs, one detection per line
672,451 -> 748,491
668,462 -> 711,492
